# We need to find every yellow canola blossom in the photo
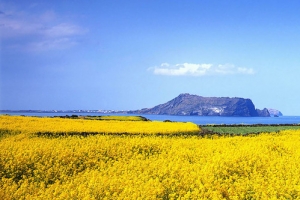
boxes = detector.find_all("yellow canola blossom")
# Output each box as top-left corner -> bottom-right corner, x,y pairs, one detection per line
0,115 -> 200,136
2,116 -> 300,199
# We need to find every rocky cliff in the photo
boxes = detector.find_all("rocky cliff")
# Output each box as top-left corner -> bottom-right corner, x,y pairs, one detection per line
131,93 -> 270,117
267,108 -> 283,116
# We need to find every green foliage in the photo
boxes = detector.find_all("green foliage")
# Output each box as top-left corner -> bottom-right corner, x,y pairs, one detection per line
56,115 -> 150,121
201,125 -> 300,135
0,129 -> 22,140
91,115 -> 149,121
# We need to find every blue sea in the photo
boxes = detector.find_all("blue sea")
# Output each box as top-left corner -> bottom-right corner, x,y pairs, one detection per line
1,112 -> 300,125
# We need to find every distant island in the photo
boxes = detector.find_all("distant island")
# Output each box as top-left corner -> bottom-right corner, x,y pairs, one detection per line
129,93 -> 272,117
1,94 -> 283,118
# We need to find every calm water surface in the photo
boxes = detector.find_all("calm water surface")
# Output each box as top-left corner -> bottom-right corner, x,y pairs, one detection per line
2,112 -> 300,125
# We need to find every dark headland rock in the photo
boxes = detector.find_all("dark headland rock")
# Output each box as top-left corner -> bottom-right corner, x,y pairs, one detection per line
130,93 -> 270,117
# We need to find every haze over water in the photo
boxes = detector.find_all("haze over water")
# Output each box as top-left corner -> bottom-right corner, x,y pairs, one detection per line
2,112 -> 300,125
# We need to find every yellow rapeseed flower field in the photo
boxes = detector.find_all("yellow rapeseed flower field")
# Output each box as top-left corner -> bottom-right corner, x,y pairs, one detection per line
1,116 -> 300,199
0,115 -> 200,136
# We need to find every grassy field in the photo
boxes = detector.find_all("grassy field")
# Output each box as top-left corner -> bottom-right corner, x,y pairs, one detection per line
200,124 -> 300,135
2,115 -> 300,199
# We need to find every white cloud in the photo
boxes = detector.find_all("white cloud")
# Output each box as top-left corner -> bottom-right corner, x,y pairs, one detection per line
0,5 -> 87,51
44,23 -> 86,38
215,64 -> 235,74
237,67 -> 255,74
150,63 -> 255,76
152,63 -> 212,76
28,38 -> 78,51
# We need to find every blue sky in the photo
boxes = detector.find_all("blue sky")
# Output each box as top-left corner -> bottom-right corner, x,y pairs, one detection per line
1,1 -> 300,115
